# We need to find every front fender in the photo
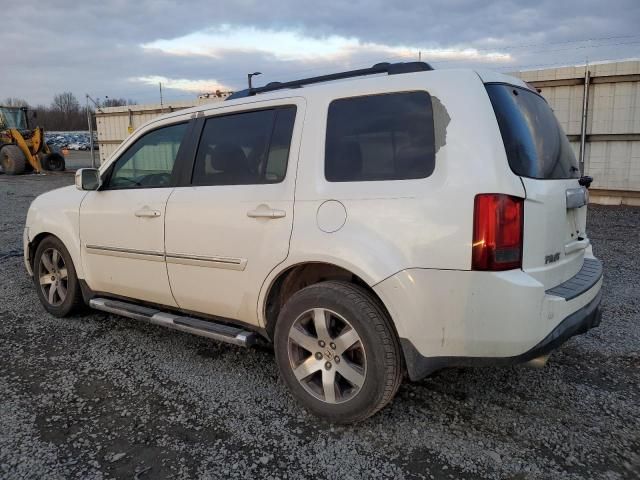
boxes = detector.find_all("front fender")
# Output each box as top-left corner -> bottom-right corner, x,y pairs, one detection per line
26,186 -> 87,278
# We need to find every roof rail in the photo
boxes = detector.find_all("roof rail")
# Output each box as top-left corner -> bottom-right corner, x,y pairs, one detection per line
226,61 -> 433,100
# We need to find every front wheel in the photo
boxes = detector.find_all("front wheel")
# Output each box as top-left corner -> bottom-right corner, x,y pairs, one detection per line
33,236 -> 83,317
41,152 -> 66,172
274,281 -> 403,423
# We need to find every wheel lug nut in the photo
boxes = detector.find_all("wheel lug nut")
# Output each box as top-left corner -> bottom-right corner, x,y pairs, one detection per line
325,362 -> 332,370
318,340 -> 326,348
330,342 -> 336,350
334,356 -> 340,363
315,352 -> 323,360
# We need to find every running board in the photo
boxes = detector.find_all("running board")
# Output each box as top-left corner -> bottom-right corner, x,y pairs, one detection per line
89,298 -> 258,347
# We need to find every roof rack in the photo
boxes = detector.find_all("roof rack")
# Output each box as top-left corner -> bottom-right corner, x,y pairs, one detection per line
226,61 -> 433,100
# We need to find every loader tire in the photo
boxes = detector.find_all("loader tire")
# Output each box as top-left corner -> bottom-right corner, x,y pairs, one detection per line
42,152 -> 66,172
0,145 -> 27,175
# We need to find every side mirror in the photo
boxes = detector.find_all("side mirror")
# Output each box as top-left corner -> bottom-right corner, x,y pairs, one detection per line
75,168 -> 101,191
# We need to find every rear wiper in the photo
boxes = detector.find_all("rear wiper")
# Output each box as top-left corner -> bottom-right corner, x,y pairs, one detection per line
579,175 -> 593,188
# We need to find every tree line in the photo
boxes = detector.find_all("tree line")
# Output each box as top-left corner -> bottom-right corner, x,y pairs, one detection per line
2,93 -> 136,131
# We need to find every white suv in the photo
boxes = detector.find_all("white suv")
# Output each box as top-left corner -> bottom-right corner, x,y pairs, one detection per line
24,62 -> 602,423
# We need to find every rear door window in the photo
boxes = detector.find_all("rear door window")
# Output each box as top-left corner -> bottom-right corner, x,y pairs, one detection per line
192,106 -> 296,186
325,92 -> 435,182
486,83 -> 579,179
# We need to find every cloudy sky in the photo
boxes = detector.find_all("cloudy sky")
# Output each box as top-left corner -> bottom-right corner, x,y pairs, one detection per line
4,0 -> 640,106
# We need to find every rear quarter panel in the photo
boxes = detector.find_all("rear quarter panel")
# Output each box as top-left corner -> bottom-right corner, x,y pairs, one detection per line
285,69 -> 525,283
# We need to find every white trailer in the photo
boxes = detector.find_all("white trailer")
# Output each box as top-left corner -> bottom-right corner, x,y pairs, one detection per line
95,96 -> 228,164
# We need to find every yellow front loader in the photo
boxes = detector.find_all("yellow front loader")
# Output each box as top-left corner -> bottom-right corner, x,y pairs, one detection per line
0,106 -> 65,175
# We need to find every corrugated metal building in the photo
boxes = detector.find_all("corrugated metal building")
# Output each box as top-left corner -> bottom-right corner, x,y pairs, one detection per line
514,60 -> 640,205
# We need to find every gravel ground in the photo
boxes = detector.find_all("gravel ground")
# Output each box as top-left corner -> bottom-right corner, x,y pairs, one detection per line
1,174 -> 638,480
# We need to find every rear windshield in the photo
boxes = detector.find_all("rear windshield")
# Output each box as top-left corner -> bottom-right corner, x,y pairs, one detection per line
486,83 -> 579,179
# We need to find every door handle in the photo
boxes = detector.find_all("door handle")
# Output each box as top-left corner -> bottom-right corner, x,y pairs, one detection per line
247,206 -> 286,219
135,208 -> 161,218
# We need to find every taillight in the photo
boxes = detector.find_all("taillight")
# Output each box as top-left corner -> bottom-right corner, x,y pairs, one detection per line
472,194 -> 523,271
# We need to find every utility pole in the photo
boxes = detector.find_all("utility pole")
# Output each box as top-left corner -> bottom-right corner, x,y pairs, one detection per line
85,94 -> 96,168
85,94 -> 105,168
578,61 -> 590,175
159,82 -> 164,109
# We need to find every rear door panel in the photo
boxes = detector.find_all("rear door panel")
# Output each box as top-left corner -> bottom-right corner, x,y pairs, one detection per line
165,99 -> 305,325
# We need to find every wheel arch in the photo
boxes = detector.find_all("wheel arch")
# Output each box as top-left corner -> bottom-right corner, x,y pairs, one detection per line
28,231 -> 53,269
25,186 -> 87,279
27,228 -> 84,280
260,260 -> 398,342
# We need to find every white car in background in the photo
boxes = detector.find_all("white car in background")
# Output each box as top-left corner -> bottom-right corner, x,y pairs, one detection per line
24,62 -> 602,423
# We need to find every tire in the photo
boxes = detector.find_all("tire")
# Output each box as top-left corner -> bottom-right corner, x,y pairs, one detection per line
274,281 -> 403,424
33,236 -> 83,317
41,152 -> 66,172
0,145 -> 27,175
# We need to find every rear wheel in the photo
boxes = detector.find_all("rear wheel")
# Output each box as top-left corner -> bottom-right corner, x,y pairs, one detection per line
0,145 -> 27,175
41,152 -> 65,172
33,236 -> 83,317
274,281 -> 403,423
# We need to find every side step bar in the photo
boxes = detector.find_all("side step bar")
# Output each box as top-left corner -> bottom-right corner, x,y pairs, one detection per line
89,298 -> 258,347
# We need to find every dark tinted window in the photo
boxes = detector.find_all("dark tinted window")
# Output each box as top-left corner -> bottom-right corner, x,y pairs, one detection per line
265,107 -> 297,182
106,122 -> 187,189
325,92 -> 435,182
486,84 -> 579,179
192,106 -> 296,186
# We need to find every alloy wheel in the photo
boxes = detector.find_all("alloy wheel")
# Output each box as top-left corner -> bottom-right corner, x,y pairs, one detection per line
287,308 -> 367,404
38,248 -> 68,306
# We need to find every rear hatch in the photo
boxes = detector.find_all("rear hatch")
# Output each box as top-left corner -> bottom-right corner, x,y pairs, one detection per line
486,83 -> 589,289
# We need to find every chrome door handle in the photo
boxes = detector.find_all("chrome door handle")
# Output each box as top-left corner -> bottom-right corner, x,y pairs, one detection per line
247,206 -> 286,219
135,208 -> 161,218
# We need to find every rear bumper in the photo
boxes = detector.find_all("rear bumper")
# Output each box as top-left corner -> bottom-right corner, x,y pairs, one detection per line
373,256 -> 603,380
399,289 -> 602,380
